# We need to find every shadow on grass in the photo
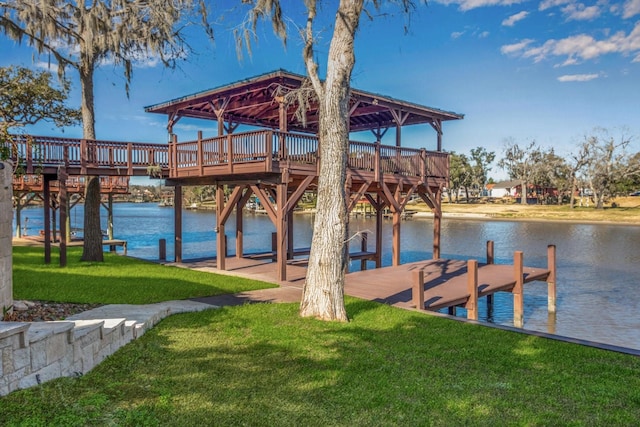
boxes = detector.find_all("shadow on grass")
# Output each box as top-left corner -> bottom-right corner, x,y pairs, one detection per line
3,302 -> 639,426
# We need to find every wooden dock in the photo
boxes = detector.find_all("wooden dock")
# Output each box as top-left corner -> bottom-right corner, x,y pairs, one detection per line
174,241 -> 556,328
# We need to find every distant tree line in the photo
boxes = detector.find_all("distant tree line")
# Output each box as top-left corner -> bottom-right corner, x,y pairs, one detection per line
449,128 -> 640,209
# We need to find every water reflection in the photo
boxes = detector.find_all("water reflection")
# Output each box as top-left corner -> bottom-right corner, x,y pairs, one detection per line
14,204 -> 640,350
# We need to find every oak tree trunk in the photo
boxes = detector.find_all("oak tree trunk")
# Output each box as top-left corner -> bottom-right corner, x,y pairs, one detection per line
300,0 -> 363,322
81,175 -> 103,261
79,62 -> 103,261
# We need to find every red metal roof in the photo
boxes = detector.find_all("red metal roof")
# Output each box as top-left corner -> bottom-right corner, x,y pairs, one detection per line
145,69 -> 463,134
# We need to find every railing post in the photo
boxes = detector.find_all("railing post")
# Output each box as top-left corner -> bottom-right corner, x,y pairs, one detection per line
80,139 -> 87,175
26,138 -> 33,174
197,131 -> 204,176
63,146 -> 69,168
412,269 -> 425,310
513,251 -> 524,328
420,148 -> 427,182
266,130 -> 273,172
127,143 -> 133,175
374,143 -> 381,182
227,134 -> 234,174
465,259 -> 479,320
547,244 -> 557,313
171,134 -> 177,178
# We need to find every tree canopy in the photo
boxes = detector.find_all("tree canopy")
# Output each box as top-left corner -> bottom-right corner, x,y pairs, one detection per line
0,65 -> 80,133
0,65 -> 80,169
0,0 -> 212,261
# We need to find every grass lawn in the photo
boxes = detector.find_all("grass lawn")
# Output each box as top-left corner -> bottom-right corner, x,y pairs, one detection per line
2,301 -> 639,426
2,246 -> 640,425
11,246 -> 275,304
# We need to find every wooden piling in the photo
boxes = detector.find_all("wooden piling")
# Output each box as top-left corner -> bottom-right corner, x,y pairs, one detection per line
486,240 -> 494,308
412,269 -> 424,310
361,232 -> 368,271
513,251 -> 524,328
159,238 -> 166,261
465,259 -> 479,320
547,244 -> 557,313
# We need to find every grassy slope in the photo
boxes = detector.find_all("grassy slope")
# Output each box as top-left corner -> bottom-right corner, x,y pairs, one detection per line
1,302 -> 639,426
11,246 -> 275,304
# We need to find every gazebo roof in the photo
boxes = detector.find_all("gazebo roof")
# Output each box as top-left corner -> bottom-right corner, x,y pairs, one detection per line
145,69 -> 463,134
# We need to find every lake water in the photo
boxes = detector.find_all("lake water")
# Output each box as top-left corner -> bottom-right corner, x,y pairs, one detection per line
14,203 -> 640,351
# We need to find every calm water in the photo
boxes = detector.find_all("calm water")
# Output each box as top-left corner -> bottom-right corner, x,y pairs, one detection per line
14,203 -> 640,350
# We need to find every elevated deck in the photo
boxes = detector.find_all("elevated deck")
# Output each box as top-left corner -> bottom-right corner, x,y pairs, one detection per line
13,175 -> 131,194
6,135 -> 169,177
168,129 -> 448,188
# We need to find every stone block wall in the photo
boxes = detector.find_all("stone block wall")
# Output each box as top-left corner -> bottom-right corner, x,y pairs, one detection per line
0,162 -> 12,314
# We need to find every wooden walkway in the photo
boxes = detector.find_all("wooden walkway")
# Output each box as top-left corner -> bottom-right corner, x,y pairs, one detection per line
173,244 -> 556,327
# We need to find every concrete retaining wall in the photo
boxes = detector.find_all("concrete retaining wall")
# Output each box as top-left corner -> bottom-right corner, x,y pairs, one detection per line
0,300 -> 215,396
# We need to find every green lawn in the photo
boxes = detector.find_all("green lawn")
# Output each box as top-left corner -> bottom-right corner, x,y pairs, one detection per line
2,302 -> 640,426
11,246 -> 275,304
2,246 -> 640,425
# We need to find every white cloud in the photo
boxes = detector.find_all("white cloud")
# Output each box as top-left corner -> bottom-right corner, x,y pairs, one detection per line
502,21 -> 640,64
35,61 -> 59,74
623,0 -> 640,18
500,38 -> 535,54
451,31 -> 465,39
539,0 -> 572,11
502,11 -> 530,26
557,73 -> 600,81
562,3 -> 601,21
434,0 -> 525,12
479,31 -> 491,38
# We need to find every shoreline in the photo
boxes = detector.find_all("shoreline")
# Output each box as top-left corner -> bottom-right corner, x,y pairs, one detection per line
410,211 -> 640,226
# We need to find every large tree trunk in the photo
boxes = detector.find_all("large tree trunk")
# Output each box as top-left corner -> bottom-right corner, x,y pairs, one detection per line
81,174 -> 103,261
79,62 -> 103,261
300,0 -> 363,322
520,180 -> 527,205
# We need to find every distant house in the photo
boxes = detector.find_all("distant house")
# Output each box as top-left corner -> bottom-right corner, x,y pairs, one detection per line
486,180 -> 520,198
487,180 -> 558,203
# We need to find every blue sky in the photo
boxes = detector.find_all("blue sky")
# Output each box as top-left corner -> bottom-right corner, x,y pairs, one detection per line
2,0 -> 639,181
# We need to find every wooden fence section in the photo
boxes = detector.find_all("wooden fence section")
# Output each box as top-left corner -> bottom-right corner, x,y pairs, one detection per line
5,135 -> 169,176
170,130 -> 449,182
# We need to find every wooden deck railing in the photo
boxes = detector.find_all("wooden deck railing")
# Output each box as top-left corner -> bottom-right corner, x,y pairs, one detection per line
13,174 -> 130,193
172,130 -> 449,180
4,135 -> 169,175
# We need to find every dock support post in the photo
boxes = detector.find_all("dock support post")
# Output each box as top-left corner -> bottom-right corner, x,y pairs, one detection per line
412,269 -> 424,310
547,244 -> 557,313
174,185 -> 182,263
159,239 -> 166,261
513,251 -> 524,328
271,232 -> 277,262
375,197 -> 383,268
361,232 -> 368,271
433,187 -> 442,259
236,204 -> 243,259
465,259 -> 478,320
59,171 -> 68,267
486,241 -> 494,307
276,182 -> 288,281
216,185 -> 226,271
43,176 -> 51,264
